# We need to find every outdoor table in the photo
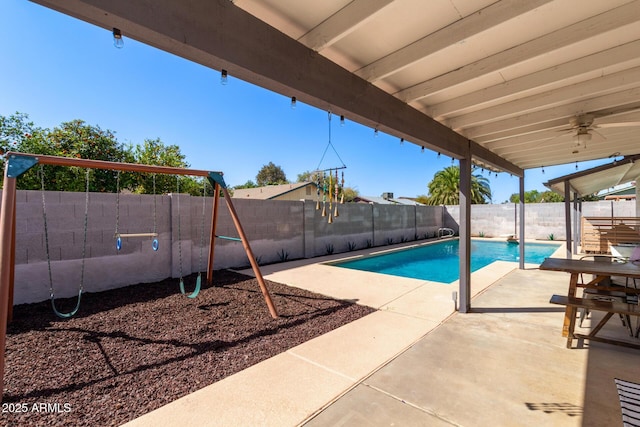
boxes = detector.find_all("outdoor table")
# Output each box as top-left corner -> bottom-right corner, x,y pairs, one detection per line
540,257 -> 640,338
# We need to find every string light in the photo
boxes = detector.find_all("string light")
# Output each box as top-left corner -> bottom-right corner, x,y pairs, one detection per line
112,28 -> 124,49
437,152 -> 441,158
421,146 -> 425,153
400,137 -> 404,145
340,115 -> 345,127
542,166 -> 545,174
575,161 -> 578,170
451,157 -> 454,165
220,69 -> 228,85
374,127 -> 379,137
290,97 -> 297,109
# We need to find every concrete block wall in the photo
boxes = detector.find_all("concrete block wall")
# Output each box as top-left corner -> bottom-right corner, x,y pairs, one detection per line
308,202 -> 375,256
459,203 -> 518,237
445,200 -> 636,240
582,200 -> 635,217
372,204 -> 415,245
524,202 -> 570,239
416,205 -> 444,238
304,202 -> 446,256
222,198 -> 305,267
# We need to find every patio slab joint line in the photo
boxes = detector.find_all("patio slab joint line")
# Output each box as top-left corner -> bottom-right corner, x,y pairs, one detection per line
361,382 -> 459,426
298,315 -> 457,425
373,281 -> 430,309
285,351 -> 358,382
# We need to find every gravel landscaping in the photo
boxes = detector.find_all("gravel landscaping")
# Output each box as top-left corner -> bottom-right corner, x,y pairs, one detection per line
3,270 -> 374,426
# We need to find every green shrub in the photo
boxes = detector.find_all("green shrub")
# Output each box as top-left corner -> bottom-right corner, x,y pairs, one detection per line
325,243 -> 334,255
277,249 -> 289,262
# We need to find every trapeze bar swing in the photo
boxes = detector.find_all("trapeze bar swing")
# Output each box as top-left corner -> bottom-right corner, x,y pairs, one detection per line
313,111 -> 347,224
114,171 -> 160,251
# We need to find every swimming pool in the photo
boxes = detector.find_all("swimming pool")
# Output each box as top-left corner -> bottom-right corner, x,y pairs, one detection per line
332,239 -> 560,283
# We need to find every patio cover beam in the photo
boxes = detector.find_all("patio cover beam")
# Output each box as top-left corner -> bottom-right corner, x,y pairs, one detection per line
29,0 -> 522,176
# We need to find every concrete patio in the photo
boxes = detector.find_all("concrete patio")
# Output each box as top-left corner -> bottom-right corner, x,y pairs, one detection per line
124,243 -> 638,426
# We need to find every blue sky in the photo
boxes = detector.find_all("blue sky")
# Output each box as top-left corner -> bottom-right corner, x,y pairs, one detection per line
1,1 -> 612,203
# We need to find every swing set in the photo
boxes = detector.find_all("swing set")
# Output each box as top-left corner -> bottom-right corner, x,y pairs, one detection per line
0,151 -> 279,401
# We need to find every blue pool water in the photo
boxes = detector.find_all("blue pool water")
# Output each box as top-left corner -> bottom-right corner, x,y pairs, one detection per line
332,240 -> 560,283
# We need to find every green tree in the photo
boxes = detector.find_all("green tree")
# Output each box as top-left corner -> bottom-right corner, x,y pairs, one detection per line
415,195 -> 430,205
132,138 -> 202,195
539,191 -> 564,202
581,193 -> 600,201
234,180 -> 258,189
1,116 -> 132,192
47,120 -> 132,192
0,114 -> 204,196
256,162 -> 288,186
341,186 -> 359,203
510,190 -> 538,203
509,190 -> 564,203
297,170 -> 314,182
425,166 -> 491,205
0,112 -> 41,155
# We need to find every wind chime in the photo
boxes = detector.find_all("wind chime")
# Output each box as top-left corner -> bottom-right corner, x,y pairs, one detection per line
313,112 -> 347,224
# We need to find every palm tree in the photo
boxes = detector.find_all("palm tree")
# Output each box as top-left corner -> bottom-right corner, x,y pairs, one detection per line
425,166 -> 491,205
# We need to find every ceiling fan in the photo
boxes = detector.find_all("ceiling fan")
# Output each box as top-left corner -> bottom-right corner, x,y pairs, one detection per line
556,113 -> 640,149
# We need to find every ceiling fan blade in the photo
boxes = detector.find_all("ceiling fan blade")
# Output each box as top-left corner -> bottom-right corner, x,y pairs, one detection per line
555,127 -> 575,132
590,129 -> 607,141
549,129 -> 574,141
594,121 -> 640,128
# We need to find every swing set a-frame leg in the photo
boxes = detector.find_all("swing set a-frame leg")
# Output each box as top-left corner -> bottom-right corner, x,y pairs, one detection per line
0,173 -> 18,402
206,184 -> 221,285
220,187 -> 279,319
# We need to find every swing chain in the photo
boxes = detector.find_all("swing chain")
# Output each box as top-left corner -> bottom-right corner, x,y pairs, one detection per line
41,165 -> 54,300
177,176 -> 183,280
79,168 -> 90,294
153,174 -> 157,235
152,174 -> 159,251
115,170 -> 120,236
199,179 -> 206,274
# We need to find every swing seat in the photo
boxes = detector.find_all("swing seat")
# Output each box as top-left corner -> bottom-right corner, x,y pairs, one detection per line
180,275 -> 202,299
215,235 -> 242,242
115,233 -> 160,251
51,290 -> 82,318
114,232 -> 158,238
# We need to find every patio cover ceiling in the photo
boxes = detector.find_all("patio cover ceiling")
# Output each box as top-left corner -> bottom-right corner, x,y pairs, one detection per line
544,154 -> 640,198
28,0 -> 640,176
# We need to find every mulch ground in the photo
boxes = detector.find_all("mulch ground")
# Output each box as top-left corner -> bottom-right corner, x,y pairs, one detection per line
2,270 -> 375,426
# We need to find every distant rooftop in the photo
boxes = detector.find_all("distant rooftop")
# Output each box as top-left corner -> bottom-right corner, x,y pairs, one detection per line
354,194 -> 424,206
232,182 -> 316,200
598,181 -> 636,200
